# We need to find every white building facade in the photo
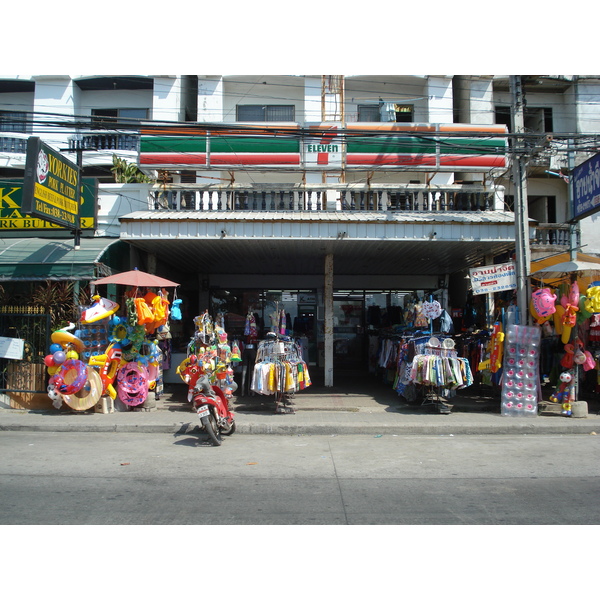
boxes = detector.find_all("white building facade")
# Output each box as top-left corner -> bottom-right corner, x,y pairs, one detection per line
2,75 -> 600,383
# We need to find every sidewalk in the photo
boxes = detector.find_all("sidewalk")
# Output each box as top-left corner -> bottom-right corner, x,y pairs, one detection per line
2,375 -> 600,436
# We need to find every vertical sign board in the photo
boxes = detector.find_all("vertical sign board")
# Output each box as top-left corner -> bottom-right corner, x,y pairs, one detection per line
21,137 -> 81,230
572,151 -> 600,221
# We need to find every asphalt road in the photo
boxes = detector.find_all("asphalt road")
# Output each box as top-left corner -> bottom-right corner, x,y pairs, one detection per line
2,430 -> 600,525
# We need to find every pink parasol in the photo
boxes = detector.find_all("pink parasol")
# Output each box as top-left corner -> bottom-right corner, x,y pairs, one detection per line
92,267 -> 179,288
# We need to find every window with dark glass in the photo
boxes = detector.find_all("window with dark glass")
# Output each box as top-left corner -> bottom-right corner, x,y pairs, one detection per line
91,108 -> 149,127
0,111 -> 28,133
236,105 -> 295,122
358,105 -> 380,122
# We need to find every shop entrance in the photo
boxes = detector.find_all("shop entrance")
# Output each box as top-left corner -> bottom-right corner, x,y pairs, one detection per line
333,293 -> 365,370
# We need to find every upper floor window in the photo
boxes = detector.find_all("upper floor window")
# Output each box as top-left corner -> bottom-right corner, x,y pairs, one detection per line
394,104 -> 413,123
358,105 -> 380,122
358,103 -> 414,123
495,105 -> 553,133
236,105 -> 295,122
91,108 -> 149,128
0,110 -> 28,133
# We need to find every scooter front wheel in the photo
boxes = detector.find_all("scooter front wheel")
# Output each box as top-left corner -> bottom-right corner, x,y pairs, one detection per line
201,413 -> 222,446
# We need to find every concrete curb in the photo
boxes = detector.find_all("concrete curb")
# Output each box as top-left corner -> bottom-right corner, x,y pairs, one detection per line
2,409 -> 600,436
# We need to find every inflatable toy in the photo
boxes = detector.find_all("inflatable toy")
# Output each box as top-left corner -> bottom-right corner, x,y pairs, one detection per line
116,361 -> 149,406
489,322 -> 505,373
177,355 -> 205,389
585,286 -> 600,314
81,295 -> 120,324
171,298 -> 182,321
560,283 -> 579,344
134,297 -> 154,325
422,300 -> 442,320
89,343 -> 125,400
560,344 -> 575,369
553,305 -> 565,335
531,288 -> 557,323
61,367 -> 103,411
51,324 -> 84,354
49,358 -> 87,395
577,295 -> 593,323
550,371 -> 574,404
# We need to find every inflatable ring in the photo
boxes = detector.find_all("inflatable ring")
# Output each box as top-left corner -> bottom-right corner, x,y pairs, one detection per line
61,367 -> 102,411
51,330 -> 84,354
116,361 -> 148,406
50,358 -> 87,395
110,322 -> 129,344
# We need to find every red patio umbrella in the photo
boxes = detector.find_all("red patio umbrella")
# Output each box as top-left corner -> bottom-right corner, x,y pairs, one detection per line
91,268 -> 180,288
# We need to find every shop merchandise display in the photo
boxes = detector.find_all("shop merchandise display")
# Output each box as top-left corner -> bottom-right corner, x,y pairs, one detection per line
45,287 -> 173,411
176,310 -> 239,405
500,324 -> 541,417
250,334 -> 312,413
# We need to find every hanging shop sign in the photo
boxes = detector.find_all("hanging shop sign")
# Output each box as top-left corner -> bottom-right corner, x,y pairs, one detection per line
572,152 -> 600,220
0,178 -> 97,231
21,137 -> 81,230
304,125 -> 342,167
469,262 -> 517,295
138,123 -> 507,171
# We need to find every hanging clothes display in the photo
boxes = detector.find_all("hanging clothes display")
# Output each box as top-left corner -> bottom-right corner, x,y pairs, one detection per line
250,336 -> 311,413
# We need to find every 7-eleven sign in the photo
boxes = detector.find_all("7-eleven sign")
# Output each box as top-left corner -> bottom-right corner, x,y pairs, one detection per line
304,127 -> 342,166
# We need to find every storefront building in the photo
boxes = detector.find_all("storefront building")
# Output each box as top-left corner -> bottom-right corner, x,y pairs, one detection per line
2,75 -> 594,399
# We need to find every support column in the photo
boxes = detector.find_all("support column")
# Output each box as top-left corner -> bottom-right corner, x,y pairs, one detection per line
324,253 -> 334,387
510,76 -> 532,325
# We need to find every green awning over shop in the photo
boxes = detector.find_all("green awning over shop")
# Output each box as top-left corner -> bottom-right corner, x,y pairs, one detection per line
0,237 -> 125,282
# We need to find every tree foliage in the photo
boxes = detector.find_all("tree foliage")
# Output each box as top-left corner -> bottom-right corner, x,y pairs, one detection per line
111,155 -> 153,183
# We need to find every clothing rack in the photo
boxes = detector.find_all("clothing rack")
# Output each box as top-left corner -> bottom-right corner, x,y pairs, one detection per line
251,335 -> 311,413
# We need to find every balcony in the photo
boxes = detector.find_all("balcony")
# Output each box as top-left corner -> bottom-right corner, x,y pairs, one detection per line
0,134 -> 28,153
68,132 -> 139,152
531,223 -> 573,248
148,183 -> 504,213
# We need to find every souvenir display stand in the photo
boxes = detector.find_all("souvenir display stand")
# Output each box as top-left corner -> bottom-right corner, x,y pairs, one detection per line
250,333 -> 312,413
530,278 -> 598,417
500,324 -> 541,417
176,310 -> 240,406
44,287 -> 174,412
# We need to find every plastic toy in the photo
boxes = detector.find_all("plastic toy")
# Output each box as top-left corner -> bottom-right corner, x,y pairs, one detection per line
49,358 -> 87,395
171,298 -> 182,321
584,286 -> 600,314
560,283 -> 580,343
81,295 -> 119,324
89,343 -> 126,400
61,367 -> 103,411
530,288 -> 557,324
116,361 -> 149,406
50,323 -> 84,354
577,295 -> 593,323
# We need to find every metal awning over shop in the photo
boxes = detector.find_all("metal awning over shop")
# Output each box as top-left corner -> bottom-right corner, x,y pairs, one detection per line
118,210 -> 518,278
0,237 -> 125,282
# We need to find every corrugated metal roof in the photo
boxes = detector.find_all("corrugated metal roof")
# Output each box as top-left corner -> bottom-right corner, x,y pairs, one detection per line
120,209 -> 516,225
0,237 -> 123,281
115,210 -> 517,278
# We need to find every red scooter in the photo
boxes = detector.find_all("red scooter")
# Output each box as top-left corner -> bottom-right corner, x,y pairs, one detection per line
190,374 -> 236,446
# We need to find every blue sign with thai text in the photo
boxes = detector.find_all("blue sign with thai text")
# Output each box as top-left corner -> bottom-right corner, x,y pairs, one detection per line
573,152 -> 600,220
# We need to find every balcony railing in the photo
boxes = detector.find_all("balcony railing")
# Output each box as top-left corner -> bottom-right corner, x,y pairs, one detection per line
149,183 -> 504,213
68,132 -> 139,152
531,223 -> 573,248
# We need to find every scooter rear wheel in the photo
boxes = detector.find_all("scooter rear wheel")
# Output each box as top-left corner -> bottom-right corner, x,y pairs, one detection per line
201,413 -> 222,446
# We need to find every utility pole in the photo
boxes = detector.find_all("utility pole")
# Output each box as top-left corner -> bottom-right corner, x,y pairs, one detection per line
510,76 -> 531,325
